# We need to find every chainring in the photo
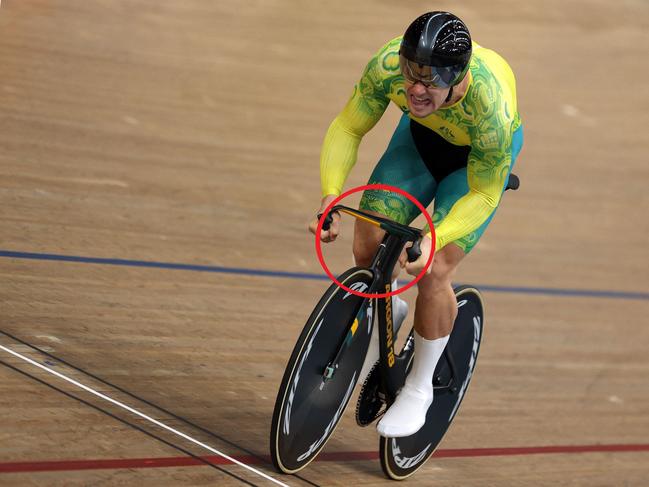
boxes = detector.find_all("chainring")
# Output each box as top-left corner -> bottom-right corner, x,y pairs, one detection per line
355,361 -> 387,426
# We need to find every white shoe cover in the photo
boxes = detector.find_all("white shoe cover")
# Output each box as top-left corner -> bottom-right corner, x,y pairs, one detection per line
376,383 -> 433,438
376,331 -> 449,438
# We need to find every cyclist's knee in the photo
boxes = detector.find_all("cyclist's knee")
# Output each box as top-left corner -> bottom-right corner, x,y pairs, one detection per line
353,220 -> 384,267
418,250 -> 460,295
418,271 -> 452,297
353,236 -> 377,267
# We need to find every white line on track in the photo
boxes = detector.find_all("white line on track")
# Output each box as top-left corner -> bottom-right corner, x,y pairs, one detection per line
0,344 -> 290,487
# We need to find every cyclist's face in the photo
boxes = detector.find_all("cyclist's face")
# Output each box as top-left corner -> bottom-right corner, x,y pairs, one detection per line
404,79 -> 450,118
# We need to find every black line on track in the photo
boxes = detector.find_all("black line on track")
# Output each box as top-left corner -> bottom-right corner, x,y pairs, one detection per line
0,329 -> 321,487
0,359 -> 260,487
2,249 -> 647,301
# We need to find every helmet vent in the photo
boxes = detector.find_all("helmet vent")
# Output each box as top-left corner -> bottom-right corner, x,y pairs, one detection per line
435,20 -> 471,56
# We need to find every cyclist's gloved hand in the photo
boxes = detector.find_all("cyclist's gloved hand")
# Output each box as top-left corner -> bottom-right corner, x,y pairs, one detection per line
401,234 -> 434,276
308,194 -> 341,243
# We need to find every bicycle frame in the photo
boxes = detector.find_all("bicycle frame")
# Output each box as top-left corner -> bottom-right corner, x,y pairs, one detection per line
273,179 -> 515,477
320,205 -> 463,403
272,202 -> 492,476
320,206 -> 419,399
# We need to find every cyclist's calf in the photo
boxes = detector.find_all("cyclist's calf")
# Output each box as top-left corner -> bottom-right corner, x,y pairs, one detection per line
414,245 -> 465,338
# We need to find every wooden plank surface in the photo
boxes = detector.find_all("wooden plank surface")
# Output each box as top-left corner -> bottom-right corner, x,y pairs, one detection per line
1,1 -> 648,485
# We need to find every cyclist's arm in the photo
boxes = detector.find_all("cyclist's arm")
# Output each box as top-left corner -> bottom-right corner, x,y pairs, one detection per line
320,56 -> 391,196
427,122 -> 513,251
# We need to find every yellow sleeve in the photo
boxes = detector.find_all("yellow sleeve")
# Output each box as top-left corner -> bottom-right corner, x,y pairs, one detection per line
319,95 -> 386,195
320,41 -> 396,196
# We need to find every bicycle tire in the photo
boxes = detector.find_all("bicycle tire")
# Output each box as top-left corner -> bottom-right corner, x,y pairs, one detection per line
380,285 -> 485,480
270,267 -> 375,474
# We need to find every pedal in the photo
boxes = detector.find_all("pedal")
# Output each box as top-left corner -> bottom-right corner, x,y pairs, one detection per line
355,362 -> 387,427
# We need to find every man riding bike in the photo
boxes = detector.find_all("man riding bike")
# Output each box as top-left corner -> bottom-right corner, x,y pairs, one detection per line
309,11 -> 524,438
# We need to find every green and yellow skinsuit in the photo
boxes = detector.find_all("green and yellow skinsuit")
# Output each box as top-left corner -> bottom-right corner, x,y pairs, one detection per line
319,37 -> 523,252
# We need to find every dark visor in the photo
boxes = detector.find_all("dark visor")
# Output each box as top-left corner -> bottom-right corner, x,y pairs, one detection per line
399,55 -> 465,89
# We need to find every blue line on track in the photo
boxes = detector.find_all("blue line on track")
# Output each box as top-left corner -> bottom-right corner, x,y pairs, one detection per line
1,250 -> 647,301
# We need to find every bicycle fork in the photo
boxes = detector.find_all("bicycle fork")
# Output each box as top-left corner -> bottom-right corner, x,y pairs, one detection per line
322,233 -> 405,384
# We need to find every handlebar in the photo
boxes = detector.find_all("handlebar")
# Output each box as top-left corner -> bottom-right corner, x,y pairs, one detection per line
318,205 -> 423,263
406,239 -> 421,263
320,211 -> 338,232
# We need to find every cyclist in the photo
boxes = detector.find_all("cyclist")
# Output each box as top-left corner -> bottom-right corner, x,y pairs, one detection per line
309,11 -> 523,437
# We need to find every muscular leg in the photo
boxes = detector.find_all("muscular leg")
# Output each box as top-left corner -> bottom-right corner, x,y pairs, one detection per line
413,242 -> 466,339
376,243 -> 466,438
353,212 -> 404,283
374,126 -> 523,438
352,212 -> 385,268
354,113 -> 438,382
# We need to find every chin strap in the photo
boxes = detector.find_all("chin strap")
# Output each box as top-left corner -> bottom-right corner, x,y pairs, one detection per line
445,86 -> 454,103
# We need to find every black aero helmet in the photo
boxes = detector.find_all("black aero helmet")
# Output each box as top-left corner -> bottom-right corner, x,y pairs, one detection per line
399,12 -> 472,89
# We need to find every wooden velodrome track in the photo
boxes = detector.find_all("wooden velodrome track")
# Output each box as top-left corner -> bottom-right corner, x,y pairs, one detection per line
1,1 -> 648,486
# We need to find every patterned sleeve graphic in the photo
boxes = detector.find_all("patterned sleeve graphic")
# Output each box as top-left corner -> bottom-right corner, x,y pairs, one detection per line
319,38 -> 401,196
432,55 -> 515,250
468,56 -> 514,202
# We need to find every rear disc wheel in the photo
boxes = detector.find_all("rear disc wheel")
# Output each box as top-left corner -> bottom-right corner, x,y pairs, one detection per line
380,286 -> 485,480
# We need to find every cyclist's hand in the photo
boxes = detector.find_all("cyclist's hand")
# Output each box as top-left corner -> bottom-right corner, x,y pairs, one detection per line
401,235 -> 434,276
308,194 -> 340,243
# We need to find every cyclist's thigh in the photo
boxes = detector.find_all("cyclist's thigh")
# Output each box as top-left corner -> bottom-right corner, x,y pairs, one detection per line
359,113 -> 437,225
430,169 -> 491,253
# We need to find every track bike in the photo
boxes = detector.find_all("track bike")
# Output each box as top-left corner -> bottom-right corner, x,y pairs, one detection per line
270,176 -> 519,479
